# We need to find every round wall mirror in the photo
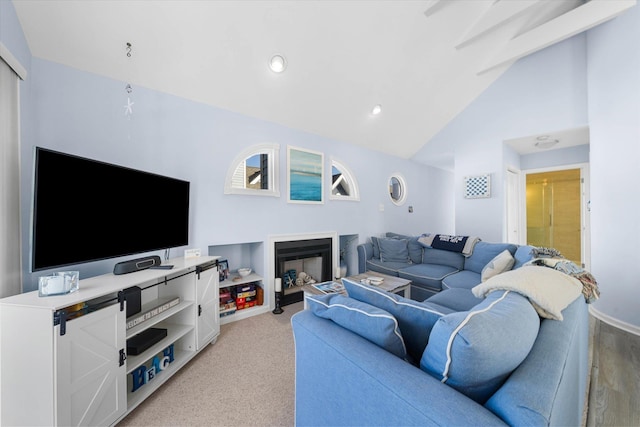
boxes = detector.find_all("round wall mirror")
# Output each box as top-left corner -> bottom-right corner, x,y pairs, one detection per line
388,174 -> 407,206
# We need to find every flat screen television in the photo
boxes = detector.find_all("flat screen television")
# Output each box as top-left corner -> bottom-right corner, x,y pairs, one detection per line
31,147 -> 190,271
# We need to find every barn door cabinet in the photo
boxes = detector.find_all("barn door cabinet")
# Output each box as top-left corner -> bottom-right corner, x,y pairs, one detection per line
0,256 -> 219,426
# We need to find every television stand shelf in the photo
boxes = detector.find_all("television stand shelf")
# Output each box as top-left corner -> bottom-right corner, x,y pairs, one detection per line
0,256 -> 220,427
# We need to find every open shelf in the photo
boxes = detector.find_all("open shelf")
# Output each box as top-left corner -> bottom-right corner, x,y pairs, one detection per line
126,322 -> 194,374
126,346 -> 196,410
219,304 -> 270,325
126,299 -> 195,339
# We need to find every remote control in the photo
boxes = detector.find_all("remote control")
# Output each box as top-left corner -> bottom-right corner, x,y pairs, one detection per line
150,265 -> 174,270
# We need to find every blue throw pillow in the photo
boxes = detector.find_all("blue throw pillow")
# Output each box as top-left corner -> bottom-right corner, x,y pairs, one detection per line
378,238 -> 410,263
384,233 -> 422,263
306,293 -> 407,359
342,278 -> 445,362
370,236 -> 381,259
420,290 -> 540,403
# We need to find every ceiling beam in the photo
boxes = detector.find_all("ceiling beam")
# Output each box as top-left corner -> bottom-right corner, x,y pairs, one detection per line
423,0 -> 446,18
456,0 -> 541,49
477,0 -> 637,75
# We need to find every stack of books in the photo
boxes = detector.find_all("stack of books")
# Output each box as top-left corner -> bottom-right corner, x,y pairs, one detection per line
235,283 -> 257,310
219,287 -> 236,317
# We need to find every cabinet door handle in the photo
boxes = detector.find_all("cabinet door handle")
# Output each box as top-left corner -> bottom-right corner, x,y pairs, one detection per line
119,349 -> 127,367
198,304 -> 202,317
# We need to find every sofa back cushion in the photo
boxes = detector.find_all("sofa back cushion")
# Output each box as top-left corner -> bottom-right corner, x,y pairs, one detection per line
386,232 -> 422,264
464,242 -> 518,274
378,238 -> 411,263
370,236 -> 381,259
513,245 -> 535,269
420,290 -> 540,403
423,247 -> 465,270
306,293 -> 408,359
371,234 -> 422,264
342,277 -> 446,362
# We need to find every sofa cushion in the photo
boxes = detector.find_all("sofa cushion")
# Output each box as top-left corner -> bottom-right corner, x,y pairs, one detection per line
365,259 -> 407,277
342,277 -> 446,362
422,247 -> 465,270
481,249 -> 515,282
370,236 -> 381,259
386,233 -> 422,264
513,245 -> 535,269
407,236 -> 423,264
378,238 -> 411,263
441,270 -> 481,290
398,263 -> 458,291
425,288 -> 484,312
464,242 -> 518,274
306,293 -> 407,359
472,266 -> 583,320
420,290 -> 540,404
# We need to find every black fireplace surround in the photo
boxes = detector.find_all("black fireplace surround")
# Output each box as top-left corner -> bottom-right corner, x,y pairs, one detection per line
275,238 -> 333,306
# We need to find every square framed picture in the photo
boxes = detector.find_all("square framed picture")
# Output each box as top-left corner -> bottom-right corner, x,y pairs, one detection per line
287,146 -> 324,204
464,174 -> 491,199
217,259 -> 229,282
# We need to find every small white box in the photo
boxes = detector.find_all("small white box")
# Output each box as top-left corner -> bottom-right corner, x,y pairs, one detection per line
184,248 -> 201,259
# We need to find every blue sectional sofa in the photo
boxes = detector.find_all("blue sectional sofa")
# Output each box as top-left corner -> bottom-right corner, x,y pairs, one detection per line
292,271 -> 590,426
357,232 -> 535,301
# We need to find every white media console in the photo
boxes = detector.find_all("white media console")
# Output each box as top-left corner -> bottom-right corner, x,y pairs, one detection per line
0,256 -> 220,426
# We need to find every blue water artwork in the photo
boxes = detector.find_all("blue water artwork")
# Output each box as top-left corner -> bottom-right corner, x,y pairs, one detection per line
289,148 -> 323,203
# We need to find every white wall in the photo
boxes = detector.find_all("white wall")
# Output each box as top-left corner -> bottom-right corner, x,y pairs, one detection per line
587,6 -> 640,331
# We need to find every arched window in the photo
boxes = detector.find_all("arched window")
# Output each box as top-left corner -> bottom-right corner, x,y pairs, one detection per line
330,158 -> 360,201
224,144 -> 280,197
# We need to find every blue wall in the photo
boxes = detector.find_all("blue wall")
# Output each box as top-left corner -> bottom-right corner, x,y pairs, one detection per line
15,56 -> 453,292
413,6 -> 640,330
413,34 -> 589,242
587,5 -> 640,331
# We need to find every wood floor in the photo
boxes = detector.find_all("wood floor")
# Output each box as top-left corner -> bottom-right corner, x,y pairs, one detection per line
587,316 -> 640,427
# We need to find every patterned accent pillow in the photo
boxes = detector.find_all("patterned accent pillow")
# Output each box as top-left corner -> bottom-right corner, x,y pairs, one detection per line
481,249 -> 515,282
342,278 -> 445,363
306,293 -> 407,359
420,290 -> 539,403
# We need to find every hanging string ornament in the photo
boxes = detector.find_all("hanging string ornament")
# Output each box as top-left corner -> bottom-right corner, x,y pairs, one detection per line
124,42 -> 134,118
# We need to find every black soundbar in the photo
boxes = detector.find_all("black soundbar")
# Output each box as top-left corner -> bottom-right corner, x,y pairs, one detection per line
113,255 -> 162,275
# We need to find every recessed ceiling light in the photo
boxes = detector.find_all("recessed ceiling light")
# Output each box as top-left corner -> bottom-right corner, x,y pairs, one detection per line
372,104 -> 382,115
269,54 -> 286,73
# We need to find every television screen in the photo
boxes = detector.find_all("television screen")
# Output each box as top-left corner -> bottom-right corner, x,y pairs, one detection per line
32,147 -> 190,271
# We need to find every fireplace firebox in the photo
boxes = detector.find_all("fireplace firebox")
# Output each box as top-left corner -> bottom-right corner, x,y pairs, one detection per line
274,238 -> 333,306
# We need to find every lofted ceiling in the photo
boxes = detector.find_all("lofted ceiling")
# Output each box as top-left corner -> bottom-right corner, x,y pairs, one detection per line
11,0 -> 636,163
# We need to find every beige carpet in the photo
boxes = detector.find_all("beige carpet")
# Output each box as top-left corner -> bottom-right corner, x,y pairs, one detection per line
118,301 -> 304,427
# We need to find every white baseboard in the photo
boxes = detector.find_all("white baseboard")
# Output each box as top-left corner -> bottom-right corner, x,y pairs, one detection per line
589,305 -> 640,336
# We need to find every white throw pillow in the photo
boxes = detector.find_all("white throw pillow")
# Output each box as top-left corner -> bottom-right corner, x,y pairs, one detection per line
481,249 -> 515,282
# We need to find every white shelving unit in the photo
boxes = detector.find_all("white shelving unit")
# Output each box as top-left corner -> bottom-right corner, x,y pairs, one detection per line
219,271 -> 266,325
210,241 -> 271,324
0,256 -> 219,427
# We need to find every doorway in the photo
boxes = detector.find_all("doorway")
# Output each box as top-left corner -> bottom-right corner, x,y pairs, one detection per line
524,166 -> 589,267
